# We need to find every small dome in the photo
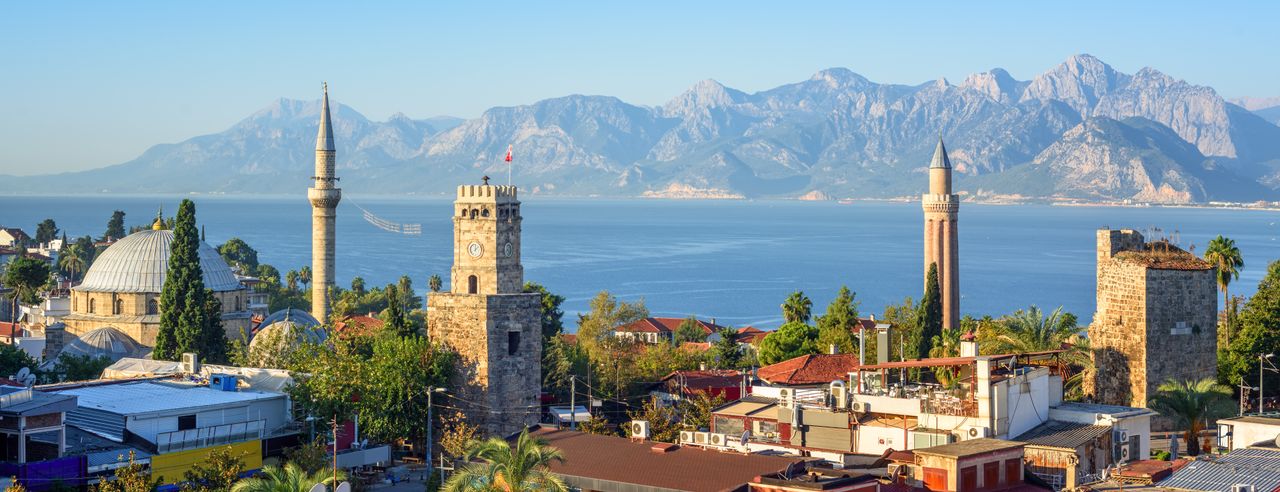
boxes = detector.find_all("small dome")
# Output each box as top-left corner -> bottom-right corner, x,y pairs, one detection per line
256,308 -> 319,329
58,327 -> 147,363
250,308 -> 326,350
75,230 -> 243,293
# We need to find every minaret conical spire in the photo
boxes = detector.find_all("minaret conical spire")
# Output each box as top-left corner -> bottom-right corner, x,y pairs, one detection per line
316,82 -> 335,152
929,137 -> 951,169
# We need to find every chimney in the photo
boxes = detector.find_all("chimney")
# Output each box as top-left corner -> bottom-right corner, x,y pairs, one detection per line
870,314 -> 876,322
877,326 -> 892,365
699,362 -> 707,371
828,344 -> 839,355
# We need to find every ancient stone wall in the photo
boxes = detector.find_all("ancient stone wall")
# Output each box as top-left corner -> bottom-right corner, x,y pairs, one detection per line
1142,269 -> 1217,397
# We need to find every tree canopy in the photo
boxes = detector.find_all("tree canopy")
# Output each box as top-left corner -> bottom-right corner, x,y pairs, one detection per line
673,315 -> 708,344
103,210 -> 126,241
154,199 -> 224,362
524,282 -> 565,339
34,219 -> 58,245
816,286 -> 860,355
918,262 -> 943,359
781,291 -> 813,324
1220,259 -> 1280,391
757,321 -> 819,365
217,238 -> 259,273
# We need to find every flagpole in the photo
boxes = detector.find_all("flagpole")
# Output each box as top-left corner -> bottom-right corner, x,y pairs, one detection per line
506,144 -> 513,186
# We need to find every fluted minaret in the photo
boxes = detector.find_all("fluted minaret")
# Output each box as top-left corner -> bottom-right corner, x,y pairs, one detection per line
922,138 -> 960,330
307,83 -> 341,322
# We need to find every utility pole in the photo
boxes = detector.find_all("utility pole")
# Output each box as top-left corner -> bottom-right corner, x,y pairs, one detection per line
426,386 -> 445,482
332,417 -> 339,491
570,375 -> 577,430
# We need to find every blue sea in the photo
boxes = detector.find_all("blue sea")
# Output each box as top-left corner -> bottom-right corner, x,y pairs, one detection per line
3,194 -> 1279,328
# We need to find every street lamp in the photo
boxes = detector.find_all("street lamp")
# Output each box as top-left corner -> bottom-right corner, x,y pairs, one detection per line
426,386 -> 447,482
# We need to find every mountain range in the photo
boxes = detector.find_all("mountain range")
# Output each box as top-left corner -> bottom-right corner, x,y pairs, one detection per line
8,54 -> 1280,204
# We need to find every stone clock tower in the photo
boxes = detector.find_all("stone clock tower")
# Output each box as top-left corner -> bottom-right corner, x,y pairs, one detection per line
427,178 -> 542,436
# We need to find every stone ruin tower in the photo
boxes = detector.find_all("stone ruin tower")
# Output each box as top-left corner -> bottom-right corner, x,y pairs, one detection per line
1087,228 -> 1218,408
427,179 -> 542,436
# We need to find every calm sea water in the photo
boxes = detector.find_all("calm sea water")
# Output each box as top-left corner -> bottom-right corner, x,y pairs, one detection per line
3,194 -> 1279,328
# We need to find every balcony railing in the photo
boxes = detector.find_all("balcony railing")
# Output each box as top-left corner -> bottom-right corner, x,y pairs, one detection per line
155,419 -> 265,454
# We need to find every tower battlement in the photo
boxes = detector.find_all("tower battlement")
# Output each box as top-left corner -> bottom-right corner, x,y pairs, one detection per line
457,184 -> 518,202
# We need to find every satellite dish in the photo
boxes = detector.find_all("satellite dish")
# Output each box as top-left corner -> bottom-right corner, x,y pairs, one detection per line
1274,433 -> 1280,449
335,482 -> 351,492
307,483 -> 326,492
15,368 -> 29,380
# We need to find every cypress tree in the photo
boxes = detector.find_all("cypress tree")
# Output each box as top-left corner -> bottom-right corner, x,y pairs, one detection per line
918,262 -> 943,359
382,284 -> 413,337
154,200 -> 209,361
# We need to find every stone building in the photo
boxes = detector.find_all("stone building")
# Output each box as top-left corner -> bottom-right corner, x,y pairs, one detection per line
922,138 -> 960,330
60,219 -> 252,349
1087,228 -> 1218,407
307,83 -> 341,322
427,180 -> 542,435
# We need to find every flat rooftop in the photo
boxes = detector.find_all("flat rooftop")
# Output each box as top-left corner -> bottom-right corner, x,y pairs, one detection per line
50,380 -> 284,416
913,438 -> 1024,459
526,426 -> 805,492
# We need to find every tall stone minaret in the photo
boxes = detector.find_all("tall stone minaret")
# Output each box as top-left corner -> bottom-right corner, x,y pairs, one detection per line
307,83 -> 340,322
922,138 -> 960,330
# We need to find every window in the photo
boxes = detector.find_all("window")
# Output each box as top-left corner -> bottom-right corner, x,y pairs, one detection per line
468,275 -> 478,294
470,209 -> 478,219
508,331 -> 520,356
147,299 -> 158,315
89,298 -> 95,314
235,296 -> 241,311
481,208 -> 490,218
178,414 -> 197,431
113,298 -> 123,315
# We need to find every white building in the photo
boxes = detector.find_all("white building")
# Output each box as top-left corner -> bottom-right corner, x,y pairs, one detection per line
1216,415 -> 1280,451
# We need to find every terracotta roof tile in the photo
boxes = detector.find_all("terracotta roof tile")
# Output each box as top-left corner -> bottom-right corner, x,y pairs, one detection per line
659,370 -> 745,392
757,354 -> 860,385
525,427 -> 804,492
615,317 -> 727,335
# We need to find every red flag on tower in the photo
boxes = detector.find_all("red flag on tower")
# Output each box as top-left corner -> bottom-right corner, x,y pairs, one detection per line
505,144 -> 513,163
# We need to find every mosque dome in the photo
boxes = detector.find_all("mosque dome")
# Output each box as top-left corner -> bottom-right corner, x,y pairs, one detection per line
249,308 -> 326,350
57,326 -> 147,363
75,230 -> 243,293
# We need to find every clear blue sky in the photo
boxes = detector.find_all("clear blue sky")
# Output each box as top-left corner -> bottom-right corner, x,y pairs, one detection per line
1,1 -> 1275,175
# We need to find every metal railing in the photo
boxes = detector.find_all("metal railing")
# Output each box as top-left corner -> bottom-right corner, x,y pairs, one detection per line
155,419 -> 265,453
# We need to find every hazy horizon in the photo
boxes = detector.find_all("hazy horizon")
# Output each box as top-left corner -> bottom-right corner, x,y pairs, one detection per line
3,1 -> 1278,175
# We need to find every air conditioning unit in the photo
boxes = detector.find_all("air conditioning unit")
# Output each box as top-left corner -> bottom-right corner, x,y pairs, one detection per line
209,374 -> 237,392
967,427 -> 991,438
680,430 -> 696,444
849,401 -> 869,413
1119,446 -> 1131,462
709,433 -> 726,447
181,352 -> 200,374
830,380 -> 847,410
1232,484 -> 1256,492
1114,429 -> 1129,443
694,432 -> 709,445
630,420 -> 650,439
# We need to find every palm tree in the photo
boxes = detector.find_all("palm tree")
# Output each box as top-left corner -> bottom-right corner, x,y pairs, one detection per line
781,291 -> 812,324
1204,235 -> 1244,343
230,462 -> 342,492
991,305 -> 1092,398
1148,378 -> 1235,456
444,429 -> 568,492
298,266 -> 312,292
59,243 -> 87,283
285,270 -> 299,292
429,274 -> 443,293
929,326 -> 963,388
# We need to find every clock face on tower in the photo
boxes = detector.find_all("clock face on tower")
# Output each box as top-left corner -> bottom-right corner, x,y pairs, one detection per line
468,242 -> 483,258
503,242 -> 514,258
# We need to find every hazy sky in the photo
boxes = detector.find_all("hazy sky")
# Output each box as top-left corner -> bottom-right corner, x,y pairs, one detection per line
2,1 -> 1276,175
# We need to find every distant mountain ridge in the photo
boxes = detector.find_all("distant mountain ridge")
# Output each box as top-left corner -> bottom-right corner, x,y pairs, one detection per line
9,54 -> 1280,204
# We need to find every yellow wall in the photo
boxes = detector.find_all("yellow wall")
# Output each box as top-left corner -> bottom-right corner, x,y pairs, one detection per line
151,440 -> 262,485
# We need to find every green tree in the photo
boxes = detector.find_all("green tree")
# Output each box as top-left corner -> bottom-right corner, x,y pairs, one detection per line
680,392 -> 727,431
524,282 -> 565,339
1204,235 -> 1244,343
34,219 -> 58,245
154,200 -> 208,361
380,284 -> 413,337
781,291 -> 813,324
358,335 -> 453,457
350,277 -> 365,296
542,335 -> 587,404
707,328 -> 743,369
428,274 -> 443,293
1148,378 -> 1234,457
398,275 -> 421,310
918,263 -> 943,359
443,429 -> 568,492
0,344 -> 37,378
578,415 -> 616,436
990,306 -> 1090,398
757,321 -> 819,365
626,397 -> 681,443
576,290 -> 648,362
95,451 -> 159,492
282,440 -> 329,475
53,353 -> 113,381
180,445 -> 246,492
3,256 -> 49,329
58,243 -> 88,282
1220,260 -> 1280,389
284,270 -> 299,292
229,463 -> 341,492
673,315 -> 708,344
298,266 -> 311,292
103,210 -> 126,242
816,286 -> 860,355
201,291 -> 228,363
217,238 -> 259,273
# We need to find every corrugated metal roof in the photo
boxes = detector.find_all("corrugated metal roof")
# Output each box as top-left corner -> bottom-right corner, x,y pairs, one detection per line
1016,421 -> 1111,449
52,380 -> 284,417
74,230 -> 243,293
1158,448 -> 1280,491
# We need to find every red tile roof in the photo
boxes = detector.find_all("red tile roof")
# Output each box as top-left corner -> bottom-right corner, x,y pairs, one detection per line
660,370 -> 745,393
335,315 -> 385,335
0,322 -> 23,338
559,333 -> 578,344
525,427 -> 805,492
615,317 -> 726,335
680,342 -> 712,352
757,354 -> 861,385
736,326 -> 771,344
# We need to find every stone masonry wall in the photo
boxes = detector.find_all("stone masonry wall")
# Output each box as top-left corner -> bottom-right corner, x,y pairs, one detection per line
1143,268 -> 1217,399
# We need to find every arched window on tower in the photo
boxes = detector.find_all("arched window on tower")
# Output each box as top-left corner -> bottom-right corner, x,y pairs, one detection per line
481,208 -> 490,218
147,298 -> 159,315
88,298 -> 95,314
470,209 -> 478,219
114,298 -> 123,315
468,275 -> 478,295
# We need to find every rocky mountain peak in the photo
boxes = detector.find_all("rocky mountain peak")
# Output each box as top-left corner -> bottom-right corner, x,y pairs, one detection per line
662,78 -> 746,116
961,68 -> 1020,103
1021,53 -> 1131,116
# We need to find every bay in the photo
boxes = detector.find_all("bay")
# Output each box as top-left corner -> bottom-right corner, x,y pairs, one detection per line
3,194 -> 1279,328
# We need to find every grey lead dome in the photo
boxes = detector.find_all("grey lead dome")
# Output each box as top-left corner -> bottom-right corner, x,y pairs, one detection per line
74,229 -> 243,293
